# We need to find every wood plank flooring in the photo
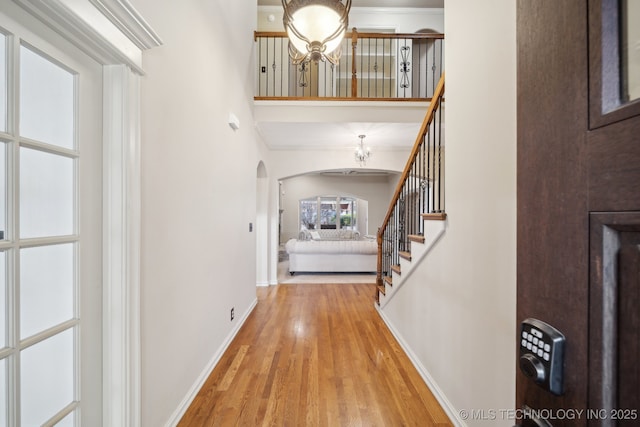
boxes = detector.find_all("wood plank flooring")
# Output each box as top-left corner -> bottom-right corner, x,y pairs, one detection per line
178,283 -> 452,426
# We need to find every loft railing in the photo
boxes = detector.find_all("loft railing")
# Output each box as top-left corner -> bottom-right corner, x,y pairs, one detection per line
255,30 -> 444,100
376,74 -> 445,298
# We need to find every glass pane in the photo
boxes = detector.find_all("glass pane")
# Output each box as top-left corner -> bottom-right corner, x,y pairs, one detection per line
621,0 -> 640,102
340,198 -> 355,230
319,197 -> 337,229
299,199 -> 317,230
0,143 -> 5,240
0,252 -> 5,348
0,358 -> 5,427
19,45 -> 74,149
20,147 -> 74,238
20,244 -> 74,339
0,34 -> 6,133
21,328 -> 74,427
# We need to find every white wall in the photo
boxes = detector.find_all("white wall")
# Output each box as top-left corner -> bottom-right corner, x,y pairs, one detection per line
127,0 -> 268,425
381,1 -> 517,426
279,173 -> 398,241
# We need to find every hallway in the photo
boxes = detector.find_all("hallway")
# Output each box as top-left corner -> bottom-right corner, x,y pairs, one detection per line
178,283 -> 452,426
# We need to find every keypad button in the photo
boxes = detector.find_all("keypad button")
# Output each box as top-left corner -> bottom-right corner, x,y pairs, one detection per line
533,337 -> 539,345
538,349 -> 544,357
543,352 -> 550,361
527,343 -> 533,350
528,335 -> 533,342
544,343 -> 550,352
521,339 -> 527,347
522,331 -> 528,339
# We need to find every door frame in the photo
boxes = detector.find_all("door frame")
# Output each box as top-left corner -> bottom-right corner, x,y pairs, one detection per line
10,1 -> 162,425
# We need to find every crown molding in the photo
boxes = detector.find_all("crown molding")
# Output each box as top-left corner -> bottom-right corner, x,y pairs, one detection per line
12,0 -> 162,74
88,0 -> 162,49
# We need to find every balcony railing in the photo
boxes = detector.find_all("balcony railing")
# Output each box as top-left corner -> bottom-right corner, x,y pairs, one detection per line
255,30 -> 444,101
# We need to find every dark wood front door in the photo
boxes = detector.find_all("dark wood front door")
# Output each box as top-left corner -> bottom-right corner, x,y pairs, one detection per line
517,1 -> 640,426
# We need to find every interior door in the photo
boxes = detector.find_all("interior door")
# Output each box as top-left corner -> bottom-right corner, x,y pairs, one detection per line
0,4 -> 103,426
517,0 -> 639,425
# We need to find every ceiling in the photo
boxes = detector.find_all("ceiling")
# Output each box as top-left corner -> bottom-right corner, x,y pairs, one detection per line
255,0 -> 442,157
256,121 -> 422,150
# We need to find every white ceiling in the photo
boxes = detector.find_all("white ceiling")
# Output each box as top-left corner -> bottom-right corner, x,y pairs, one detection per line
257,121 -> 422,150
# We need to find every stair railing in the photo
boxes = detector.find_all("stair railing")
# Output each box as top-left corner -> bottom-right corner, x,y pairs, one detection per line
376,74 -> 445,295
254,30 -> 444,101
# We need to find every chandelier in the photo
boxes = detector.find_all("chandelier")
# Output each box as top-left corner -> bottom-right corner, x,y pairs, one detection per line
354,135 -> 371,166
282,0 -> 352,65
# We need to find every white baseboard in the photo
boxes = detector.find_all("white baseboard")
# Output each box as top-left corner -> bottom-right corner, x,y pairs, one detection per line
164,298 -> 258,426
375,306 -> 466,427
256,281 -> 270,287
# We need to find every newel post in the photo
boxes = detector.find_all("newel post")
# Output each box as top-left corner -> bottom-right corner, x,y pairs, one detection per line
351,28 -> 358,98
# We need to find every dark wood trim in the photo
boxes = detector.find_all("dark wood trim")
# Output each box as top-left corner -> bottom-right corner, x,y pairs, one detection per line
588,0 -> 640,128
517,0 -> 590,418
588,212 -> 640,422
588,116 -> 640,211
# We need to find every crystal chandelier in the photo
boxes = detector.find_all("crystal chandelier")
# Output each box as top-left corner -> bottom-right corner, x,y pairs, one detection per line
282,0 -> 352,65
354,135 -> 371,166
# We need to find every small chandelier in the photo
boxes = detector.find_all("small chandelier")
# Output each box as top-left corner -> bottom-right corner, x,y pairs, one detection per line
282,0 -> 352,65
354,135 -> 371,166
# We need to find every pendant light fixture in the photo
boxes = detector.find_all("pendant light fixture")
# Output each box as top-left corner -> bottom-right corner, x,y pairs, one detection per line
282,0 -> 352,65
355,134 -> 371,166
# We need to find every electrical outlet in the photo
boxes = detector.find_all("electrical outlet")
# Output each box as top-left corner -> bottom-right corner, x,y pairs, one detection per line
230,307 -> 235,321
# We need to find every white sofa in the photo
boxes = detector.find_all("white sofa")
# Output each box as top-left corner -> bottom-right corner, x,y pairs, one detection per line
285,231 -> 378,274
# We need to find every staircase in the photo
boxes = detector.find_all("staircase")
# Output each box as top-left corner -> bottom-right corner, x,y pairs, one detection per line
376,74 -> 446,307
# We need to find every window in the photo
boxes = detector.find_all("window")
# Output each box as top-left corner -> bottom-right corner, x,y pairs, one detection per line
300,196 -> 358,231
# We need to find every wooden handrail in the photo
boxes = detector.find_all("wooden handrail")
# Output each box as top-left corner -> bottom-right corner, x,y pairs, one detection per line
376,73 -> 445,286
378,73 -> 445,232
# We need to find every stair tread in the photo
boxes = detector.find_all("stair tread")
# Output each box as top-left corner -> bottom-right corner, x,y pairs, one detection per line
391,264 -> 401,275
422,212 -> 447,221
384,275 -> 393,286
377,284 -> 386,296
399,251 -> 412,261
408,234 -> 425,243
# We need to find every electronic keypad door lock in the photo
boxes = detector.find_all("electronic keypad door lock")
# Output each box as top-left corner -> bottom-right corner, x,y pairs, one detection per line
519,318 -> 565,395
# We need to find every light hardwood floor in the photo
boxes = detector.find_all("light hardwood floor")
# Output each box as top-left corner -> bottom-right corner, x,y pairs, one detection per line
178,283 -> 453,426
